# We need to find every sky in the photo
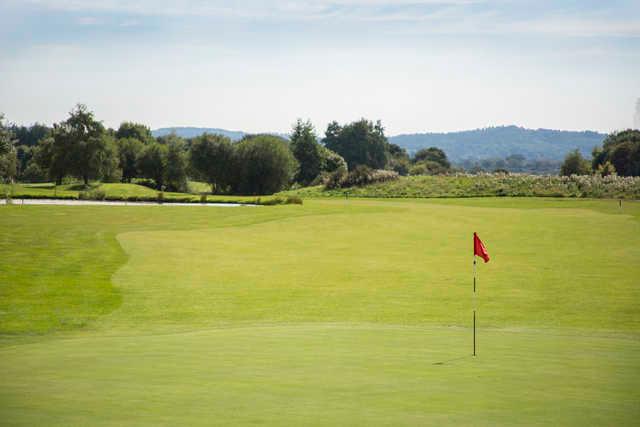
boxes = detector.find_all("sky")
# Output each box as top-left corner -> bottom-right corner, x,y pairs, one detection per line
0,0 -> 639,135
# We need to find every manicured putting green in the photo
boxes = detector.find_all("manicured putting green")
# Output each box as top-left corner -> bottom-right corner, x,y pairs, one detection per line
0,198 -> 638,425
1,325 -> 637,426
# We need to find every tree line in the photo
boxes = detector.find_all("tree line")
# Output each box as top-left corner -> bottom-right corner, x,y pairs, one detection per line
0,105 -> 454,194
2,104 -> 639,194
560,129 -> 640,177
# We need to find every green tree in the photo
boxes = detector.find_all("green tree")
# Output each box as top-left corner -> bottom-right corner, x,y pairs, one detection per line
592,130 -> 640,176
413,147 -> 450,169
137,143 -> 168,190
318,145 -> 347,174
156,132 -> 183,146
21,162 -> 47,182
560,149 -> 591,176
32,136 -> 63,183
595,161 -> 616,177
9,123 -> 50,147
323,119 -> 388,170
117,138 -> 144,182
0,114 -> 18,183
409,161 -> 448,176
165,140 -> 188,192
116,122 -> 154,144
387,143 -> 410,175
610,142 -> 637,176
50,104 -> 116,185
290,119 -> 322,185
233,135 -> 298,195
15,145 -> 34,179
0,114 -> 15,156
189,133 -> 235,193
99,136 -> 122,183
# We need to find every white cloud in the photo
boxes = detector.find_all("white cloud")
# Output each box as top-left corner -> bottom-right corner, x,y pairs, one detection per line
11,0 -> 640,37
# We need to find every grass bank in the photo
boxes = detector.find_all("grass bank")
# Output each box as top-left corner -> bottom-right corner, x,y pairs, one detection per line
281,174 -> 640,199
0,182 -> 301,205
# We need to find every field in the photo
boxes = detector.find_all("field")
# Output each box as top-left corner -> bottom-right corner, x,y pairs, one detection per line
1,198 -> 639,425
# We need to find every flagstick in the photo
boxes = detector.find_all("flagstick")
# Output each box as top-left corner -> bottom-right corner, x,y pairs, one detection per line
473,255 -> 477,356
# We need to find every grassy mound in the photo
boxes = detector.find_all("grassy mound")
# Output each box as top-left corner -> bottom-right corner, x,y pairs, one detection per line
282,174 -> 640,199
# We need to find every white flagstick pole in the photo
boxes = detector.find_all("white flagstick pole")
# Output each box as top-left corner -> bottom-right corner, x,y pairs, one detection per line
473,253 -> 477,357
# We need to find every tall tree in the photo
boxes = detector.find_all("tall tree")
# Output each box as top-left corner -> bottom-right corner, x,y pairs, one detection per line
592,130 -> 640,176
137,143 -> 168,190
9,123 -> 50,147
189,133 -> 234,193
323,119 -> 388,170
116,122 -> 154,144
165,140 -> 188,192
290,119 -> 321,185
49,104 -> 115,185
117,138 -> 144,182
0,114 -> 18,183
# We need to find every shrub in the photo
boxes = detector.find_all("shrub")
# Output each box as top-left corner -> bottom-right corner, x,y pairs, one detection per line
233,135 -> 298,195
285,195 -> 303,205
339,166 -> 399,188
260,195 -> 304,205
596,161 -> 616,177
325,168 -> 348,189
560,149 -> 591,176
78,188 -> 106,200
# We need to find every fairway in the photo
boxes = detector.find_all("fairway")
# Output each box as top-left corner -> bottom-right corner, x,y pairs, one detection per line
1,198 -> 639,425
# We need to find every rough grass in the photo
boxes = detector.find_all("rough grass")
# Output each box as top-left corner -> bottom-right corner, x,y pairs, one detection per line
281,174 -> 640,199
0,198 -> 639,425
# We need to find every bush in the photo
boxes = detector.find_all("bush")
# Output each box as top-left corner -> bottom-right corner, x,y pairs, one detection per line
260,195 -> 304,205
560,149 -> 591,176
325,168 -> 348,189
233,135 -> 298,195
596,161 -> 616,177
329,165 -> 399,188
409,161 -> 448,176
78,188 -> 106,200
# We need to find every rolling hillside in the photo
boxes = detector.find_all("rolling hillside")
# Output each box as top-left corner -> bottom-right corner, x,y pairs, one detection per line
153,125 -> 607,162
389,125 -> 606,161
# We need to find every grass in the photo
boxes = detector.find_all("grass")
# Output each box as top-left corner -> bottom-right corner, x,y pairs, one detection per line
0,182 -> 280,204
1,198 -> 639,425
281,174 -> 640,199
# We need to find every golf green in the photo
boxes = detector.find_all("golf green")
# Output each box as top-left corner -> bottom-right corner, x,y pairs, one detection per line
1,198 -> 638,425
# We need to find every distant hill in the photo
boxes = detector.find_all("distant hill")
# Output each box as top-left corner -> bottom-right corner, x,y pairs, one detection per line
153,125 -> 607,162
152,127 -> 246,141
388,126 -> 606,161
152,127 -> 289,141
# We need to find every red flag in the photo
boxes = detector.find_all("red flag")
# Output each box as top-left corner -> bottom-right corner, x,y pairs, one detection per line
474,232 -> 490,263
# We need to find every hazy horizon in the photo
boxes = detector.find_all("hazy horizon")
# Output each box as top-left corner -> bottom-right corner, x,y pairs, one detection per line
1,1 -> 639,134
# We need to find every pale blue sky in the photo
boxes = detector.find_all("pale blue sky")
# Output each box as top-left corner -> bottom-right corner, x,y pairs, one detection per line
1,0 -> 638,134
